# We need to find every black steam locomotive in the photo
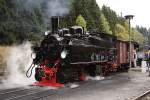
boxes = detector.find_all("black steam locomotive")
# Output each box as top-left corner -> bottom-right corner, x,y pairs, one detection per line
27,17 -> 118,86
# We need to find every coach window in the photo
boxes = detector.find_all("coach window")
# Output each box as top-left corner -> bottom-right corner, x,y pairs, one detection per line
62,28 -> 69,35
91,53 -> 95,61
101,54 -> 105,61
76,28 -> 83,34
95,53 -> 99,61
105,54 -> 108,61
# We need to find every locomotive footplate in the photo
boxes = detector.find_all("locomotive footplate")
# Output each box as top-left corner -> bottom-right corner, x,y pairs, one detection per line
34,80 -> 64,87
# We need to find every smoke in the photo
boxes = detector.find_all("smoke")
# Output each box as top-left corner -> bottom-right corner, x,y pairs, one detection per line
16,0 -> 45,12
70,83 -> 79,88
16,0 -> 71,29
46,0 -> 70,17
85,76 -> 105,81
17,0 -> 71,16
2,42 -> 35,88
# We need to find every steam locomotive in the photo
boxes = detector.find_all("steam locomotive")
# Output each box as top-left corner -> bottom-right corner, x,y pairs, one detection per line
26,17 -> 136,87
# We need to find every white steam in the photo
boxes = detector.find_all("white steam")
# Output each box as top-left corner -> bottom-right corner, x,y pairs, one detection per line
70,83 -> 79,88
46,0 -> 70,16
2,42 -> 35,88
18,0 -> 71,28
21,0 -> 71,16
85,76 -> 105,81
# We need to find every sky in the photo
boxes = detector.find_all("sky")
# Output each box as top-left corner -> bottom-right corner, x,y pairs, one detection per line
96,0 -> 150,29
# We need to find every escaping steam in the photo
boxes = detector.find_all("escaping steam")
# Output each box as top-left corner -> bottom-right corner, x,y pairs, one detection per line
1,0 -> 71,88
2,42 -> 35,88
18,0 -> 71,16
46,0 -> 70,16
85,76 -> 105,81
16,0 -> 71,29
70,83 -> 79,88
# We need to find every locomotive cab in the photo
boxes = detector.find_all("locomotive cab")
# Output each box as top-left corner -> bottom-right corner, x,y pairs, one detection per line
70,26 -> 84,35
62,28 -> 69,35
60,28 -> 71,37
44,31 -> 51,36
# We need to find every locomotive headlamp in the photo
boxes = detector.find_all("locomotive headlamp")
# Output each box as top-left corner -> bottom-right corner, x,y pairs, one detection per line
61,50 -> 68,59
44,31 -> 50,36
31,53 -> 36,59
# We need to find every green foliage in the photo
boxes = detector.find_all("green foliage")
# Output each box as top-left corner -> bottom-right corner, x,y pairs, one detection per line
0,0 -> 46,45
131,29 -> 148,44
0,0 -> 148,45
114,23 -> 148,44
136,26 -> 150,45
115,24 -> 129,41
101,5 -> 118,34
62,0 -> 101,31
76,14 -> 87,31
99,13 -> 112,34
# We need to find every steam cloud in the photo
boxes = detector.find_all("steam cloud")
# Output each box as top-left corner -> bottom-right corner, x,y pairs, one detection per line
85,76 -> 105,81
2,42 -> 35,88
16,0 -> 71,29
0,0 -> 71,88
19,0 -> 71,16
46,0 -> 70,16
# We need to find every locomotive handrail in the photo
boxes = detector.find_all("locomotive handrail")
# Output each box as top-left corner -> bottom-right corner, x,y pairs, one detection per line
70,61 -> 108,65
26,62 -> 36,78
52,59 -> 60,68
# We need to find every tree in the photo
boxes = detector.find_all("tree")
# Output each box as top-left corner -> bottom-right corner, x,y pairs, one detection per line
136,26 -> 150,45
76,14 -> 87,31
99,13 -> 112,34
131,29 -> 148,44
0,0 -> 45,44
62,0 -> 101,31
114,23 -> 147,44
101,5 -> 118,34
115,24 -> 129,41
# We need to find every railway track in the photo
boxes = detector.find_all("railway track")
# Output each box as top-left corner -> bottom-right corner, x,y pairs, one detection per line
134,90 -> 150,100
0,86 -> 58,100
0,73 -> 123,100
0,72 -> 147,100
0,81 -> 89,100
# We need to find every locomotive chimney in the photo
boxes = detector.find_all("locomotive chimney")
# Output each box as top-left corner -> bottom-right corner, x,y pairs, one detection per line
51,16 -> 60,33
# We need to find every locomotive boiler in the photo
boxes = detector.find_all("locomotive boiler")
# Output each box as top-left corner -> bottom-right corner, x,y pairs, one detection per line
26,17 -> 119,87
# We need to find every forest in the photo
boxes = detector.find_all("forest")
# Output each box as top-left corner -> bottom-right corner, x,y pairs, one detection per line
0,0 -> 149,45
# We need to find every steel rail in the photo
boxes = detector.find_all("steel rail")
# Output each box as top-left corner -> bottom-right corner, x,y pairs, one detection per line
5,88 -> 52,100
133,90 -> 150,100
0,88 -> 29,95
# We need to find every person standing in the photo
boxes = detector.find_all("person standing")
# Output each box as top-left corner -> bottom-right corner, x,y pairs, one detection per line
133,50 -> 137,67
137,51 -> 145,67
145,50 -> 150,67
146,49 -> 150,76
148,49 -> 150,67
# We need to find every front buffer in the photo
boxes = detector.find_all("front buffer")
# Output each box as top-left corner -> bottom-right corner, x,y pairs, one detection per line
33,59 -> 64,87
